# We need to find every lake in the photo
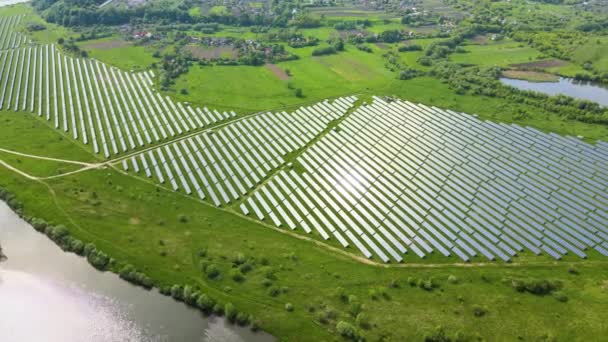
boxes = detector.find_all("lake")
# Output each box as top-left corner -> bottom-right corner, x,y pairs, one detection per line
500,77 -> 608,107
0,202 -> 274,342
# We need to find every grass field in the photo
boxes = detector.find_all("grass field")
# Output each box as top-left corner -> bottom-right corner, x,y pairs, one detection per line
78,37 -> 159,70
571,36 -> 608,73
450,40 -> 542,67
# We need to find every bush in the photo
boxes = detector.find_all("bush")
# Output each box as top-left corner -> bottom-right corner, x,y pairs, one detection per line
398,44 -> 422,52
119,264 -> 154,289
285,303 -> 294,312
295,88 -> 303,98
196,294 -> 215,312
336,321 -> 359,340
311,46 -> 337,56
225,303 -> 238,323
268,286 -> 281,297
448,275 -> 459,284
239,262 -> 253,274
553,291 -> 569,302
205,264 -> 221,279
87,249 -> 110,270
68,238 -> 85,255
472,305 -> 487,317
507,278 -> 563,295
356,44 -> 373,53
236,312 -> 249,326
356,312 -> 370,329
213,303 -> 224,315
418,278 -> 435,291
170,285 -> 184,300
31,218 -> 48,232
230,268 -> 245,282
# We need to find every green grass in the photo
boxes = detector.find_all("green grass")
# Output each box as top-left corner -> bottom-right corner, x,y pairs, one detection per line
0,111 -> 98,162
450,40 -> 542,67
0,150 -> 83,178
571,36 -> 608,73
78,36 -> 159,70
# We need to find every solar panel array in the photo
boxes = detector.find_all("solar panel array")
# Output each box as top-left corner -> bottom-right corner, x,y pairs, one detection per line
0,15 -> 28,50
121,97 -> 358,206
0,42 -> 235,157
240,97 -> 608,263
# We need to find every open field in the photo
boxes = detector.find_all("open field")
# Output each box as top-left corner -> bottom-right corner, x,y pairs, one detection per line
450,41 -> 542,67
78,37 -> 159,70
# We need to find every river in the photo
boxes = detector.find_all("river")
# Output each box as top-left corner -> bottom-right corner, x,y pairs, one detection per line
500,77 -> 608,107
0,202 -> 274,342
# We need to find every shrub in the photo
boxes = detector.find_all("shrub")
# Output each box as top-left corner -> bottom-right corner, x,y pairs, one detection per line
47,224 -> 69,242
236,312 -> 249,326
418,278 -> 435,291
285,303 -> 294,312
448,275 -> 459,284
230,269 -> 245,282
213,303 -> 224,315
119,264 -> 154,289
196,294 -> 215,312
177,214 -> 188,223
225,303 -> 237,323
336,321 -> 359,340
267,286 -> 281,297
311,46 -> 337,56
232,253 -> 246,265
553,291 -> 569,302
251,318 -> 261,331
507,278 -> 563,295
170,285 -> 184,300
83,243 -> 96,257
87,249 -> 110,270
31,218 -> 48,232
205,264 -> 221,279
356,312 -> 370,329
239,262 -> 253,274
472,305 -> 487,317
68,238 -> 85,255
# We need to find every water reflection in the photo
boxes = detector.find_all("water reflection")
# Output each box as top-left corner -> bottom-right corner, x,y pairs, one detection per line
500,77 -> 608,107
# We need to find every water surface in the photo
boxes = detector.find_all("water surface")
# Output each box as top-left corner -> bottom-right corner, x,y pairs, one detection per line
500,77 -> 608,107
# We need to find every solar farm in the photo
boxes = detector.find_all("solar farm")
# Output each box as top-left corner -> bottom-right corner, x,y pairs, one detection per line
0,22 -> 236,158
0,12 -> 607,266
119,93 -> 608,263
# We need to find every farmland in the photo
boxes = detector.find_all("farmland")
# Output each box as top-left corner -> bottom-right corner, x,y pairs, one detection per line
1,0 -> 608,341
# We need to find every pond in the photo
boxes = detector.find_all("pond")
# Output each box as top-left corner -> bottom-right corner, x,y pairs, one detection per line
500,77 -> 608,107
0,202 -> 274,342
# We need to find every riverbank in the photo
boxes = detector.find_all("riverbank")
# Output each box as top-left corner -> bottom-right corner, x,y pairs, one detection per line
0,201 -> 273,342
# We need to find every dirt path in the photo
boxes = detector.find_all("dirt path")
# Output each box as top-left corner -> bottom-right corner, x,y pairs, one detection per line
0,147 -> 96,166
